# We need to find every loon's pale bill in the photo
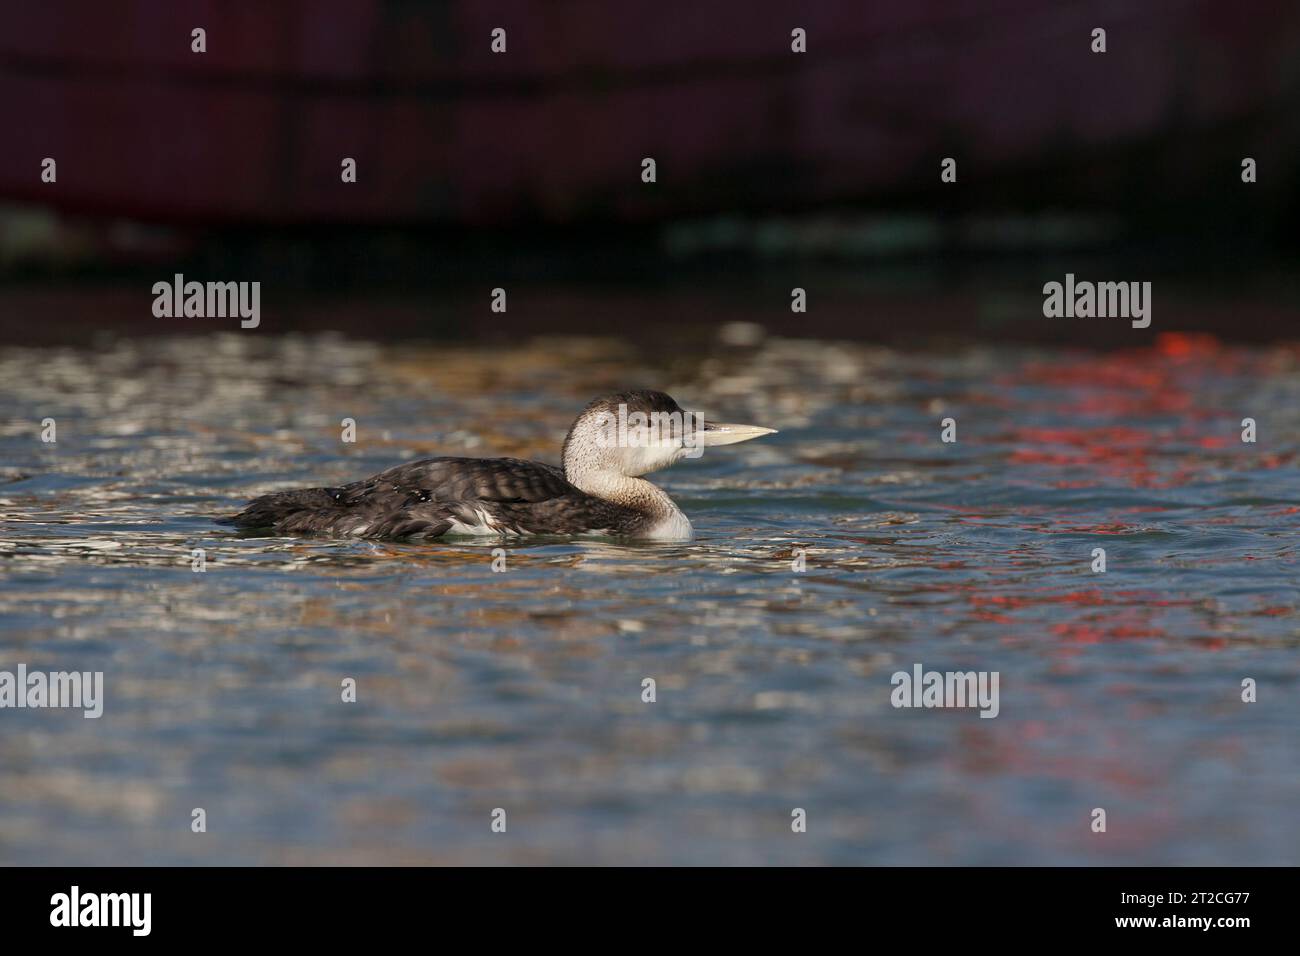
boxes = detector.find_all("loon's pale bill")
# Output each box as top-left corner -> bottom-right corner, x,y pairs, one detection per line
697,421 -> 779,447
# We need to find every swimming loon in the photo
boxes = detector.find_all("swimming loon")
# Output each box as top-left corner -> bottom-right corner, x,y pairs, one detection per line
222,390 -> 776,541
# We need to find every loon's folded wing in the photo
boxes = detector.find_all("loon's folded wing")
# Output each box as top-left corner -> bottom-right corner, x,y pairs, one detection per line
356,457 -> 571,505
222,457 -> 575,538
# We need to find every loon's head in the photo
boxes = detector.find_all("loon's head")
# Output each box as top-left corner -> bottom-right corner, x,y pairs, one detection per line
561,389 -> 777,482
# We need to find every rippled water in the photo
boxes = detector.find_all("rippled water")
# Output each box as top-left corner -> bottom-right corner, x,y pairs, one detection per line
1,329 -> 1297,864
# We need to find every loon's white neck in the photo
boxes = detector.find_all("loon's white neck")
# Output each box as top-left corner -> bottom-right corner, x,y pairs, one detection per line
565,466 -> 693,541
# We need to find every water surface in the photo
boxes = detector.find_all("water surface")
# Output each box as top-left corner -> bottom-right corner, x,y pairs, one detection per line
1,330 -> 1297,864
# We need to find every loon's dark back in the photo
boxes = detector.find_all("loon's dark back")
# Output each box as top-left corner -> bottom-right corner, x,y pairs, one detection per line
221,456 -> 638,539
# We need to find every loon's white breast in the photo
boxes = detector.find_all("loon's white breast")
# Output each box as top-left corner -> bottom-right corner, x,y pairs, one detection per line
645,506 -> 694,542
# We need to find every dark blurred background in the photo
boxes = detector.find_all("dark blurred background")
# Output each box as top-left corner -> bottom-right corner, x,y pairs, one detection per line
1,0 -> 1297,346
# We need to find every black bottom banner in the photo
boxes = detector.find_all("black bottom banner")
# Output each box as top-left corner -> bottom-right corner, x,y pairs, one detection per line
0,866 -> 1285,942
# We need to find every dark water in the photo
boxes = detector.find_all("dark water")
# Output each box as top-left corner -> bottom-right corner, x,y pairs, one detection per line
1,329 -> 1297,864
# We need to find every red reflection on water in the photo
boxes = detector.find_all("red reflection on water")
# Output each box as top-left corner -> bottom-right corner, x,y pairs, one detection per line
1003,333 -> 1275,488
1153,331 -> 1225,359
1050,621 -> 1164,642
